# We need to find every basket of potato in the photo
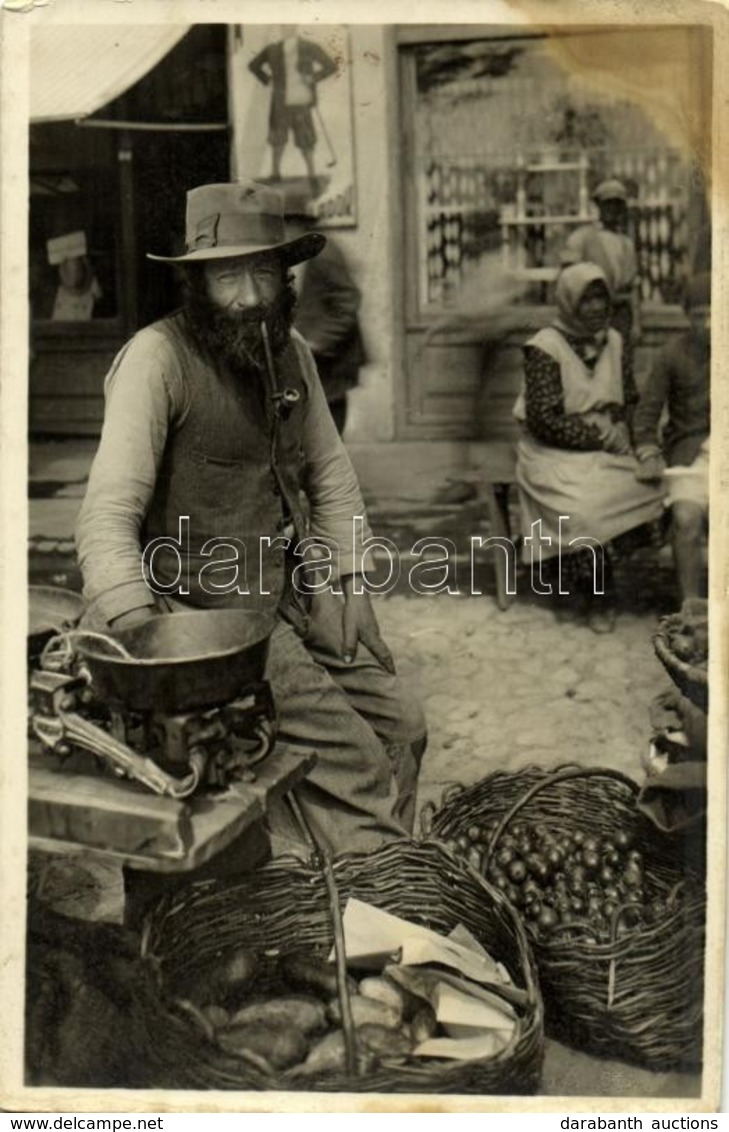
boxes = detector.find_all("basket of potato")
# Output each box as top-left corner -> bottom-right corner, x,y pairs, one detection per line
425,764 -> 705,1072
137,840 -> 543,1093
653,599 -> 709,712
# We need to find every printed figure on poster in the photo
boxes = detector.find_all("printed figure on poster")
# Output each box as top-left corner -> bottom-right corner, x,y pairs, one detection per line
232,25 -> 356,225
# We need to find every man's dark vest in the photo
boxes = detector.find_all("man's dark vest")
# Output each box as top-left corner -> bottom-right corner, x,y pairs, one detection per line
142,314 -> 308,612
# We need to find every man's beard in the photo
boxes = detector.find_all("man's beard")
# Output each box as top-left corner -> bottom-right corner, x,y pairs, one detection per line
184,284 -> 295,378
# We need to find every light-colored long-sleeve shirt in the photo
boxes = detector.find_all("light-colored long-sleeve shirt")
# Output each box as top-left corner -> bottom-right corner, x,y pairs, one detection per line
561,223 -> 637,297
632,331 -> 710,467
76,322 -> 372,625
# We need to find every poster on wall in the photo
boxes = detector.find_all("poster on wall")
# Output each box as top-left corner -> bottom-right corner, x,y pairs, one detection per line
230,24 -> 356,226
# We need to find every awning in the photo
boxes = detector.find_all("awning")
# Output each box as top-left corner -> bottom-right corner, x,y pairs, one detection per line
30,25 -> 190,123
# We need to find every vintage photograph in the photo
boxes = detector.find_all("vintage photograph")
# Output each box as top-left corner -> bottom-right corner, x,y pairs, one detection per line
1,0 -> 725,1114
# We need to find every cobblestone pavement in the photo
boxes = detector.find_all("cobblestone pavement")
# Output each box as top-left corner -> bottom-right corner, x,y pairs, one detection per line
377,586 -> 674,815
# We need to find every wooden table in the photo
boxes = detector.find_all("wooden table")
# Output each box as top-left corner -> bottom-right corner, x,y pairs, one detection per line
28,745 -> 316,874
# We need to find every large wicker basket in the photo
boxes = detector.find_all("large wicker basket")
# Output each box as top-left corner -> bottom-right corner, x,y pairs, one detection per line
136,840 -> 544,1094
426,765 -> 706,1071
653,626 -> 708,712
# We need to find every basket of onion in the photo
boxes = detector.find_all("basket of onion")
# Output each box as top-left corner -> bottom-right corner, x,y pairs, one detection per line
424,764 -> 705,1071
653,599 -> 709,712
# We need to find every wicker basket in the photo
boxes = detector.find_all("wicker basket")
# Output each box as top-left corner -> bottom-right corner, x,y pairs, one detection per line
653,625 -> 708,713
426,765 -> 706,1071
135,840 -> 543,1094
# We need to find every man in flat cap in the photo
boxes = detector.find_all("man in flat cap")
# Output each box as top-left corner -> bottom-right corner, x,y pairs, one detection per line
561,178 -> 640,341
76,181 -> 425,860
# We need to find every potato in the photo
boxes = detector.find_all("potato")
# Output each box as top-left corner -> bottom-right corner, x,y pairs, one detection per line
358,977 -> 405,1019
357,1023 -> 412,1059
288,1029 -> 376,1078
216,1020 -> 309,1070
328,994 -> 401,1030
280,951 -> 357,1000
289,1029 -> 347,1076
225,995 -> 327,1036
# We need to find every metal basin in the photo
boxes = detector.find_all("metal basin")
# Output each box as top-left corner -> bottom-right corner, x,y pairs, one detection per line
76,610 -> 274,714
28,585 -> 86,661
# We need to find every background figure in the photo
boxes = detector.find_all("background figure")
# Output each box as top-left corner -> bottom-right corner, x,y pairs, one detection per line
633,273 -> 710,603
513,263 -> 664,633
561,178 -> 639,342
290,213 -> 366,435
33,231 -> 104,322
248,30 -> 338,193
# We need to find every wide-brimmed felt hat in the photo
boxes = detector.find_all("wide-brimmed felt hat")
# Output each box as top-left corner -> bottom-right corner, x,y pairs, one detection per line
147,181 -> 326,265
592,178 -> 629,204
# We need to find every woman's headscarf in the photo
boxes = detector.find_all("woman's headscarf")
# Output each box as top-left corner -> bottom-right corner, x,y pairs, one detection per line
553,262 -> 612,340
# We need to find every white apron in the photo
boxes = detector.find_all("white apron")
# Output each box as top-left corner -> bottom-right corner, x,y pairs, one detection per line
514,328 -> 665,561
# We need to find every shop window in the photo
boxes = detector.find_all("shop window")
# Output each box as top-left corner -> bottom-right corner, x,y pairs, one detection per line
29,124 -> 124,333
30,170 -> 120,325
408,35 -> 697,314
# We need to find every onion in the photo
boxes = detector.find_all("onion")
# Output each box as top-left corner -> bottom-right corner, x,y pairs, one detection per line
505,882 -> 523,906
538,907 -> 560,931
567,866 -> 586,894
507,859 -> 527,884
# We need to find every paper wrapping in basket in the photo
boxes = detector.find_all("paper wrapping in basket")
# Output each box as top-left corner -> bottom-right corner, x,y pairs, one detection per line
332,898 -> 512,985
331,898 -> 520,1061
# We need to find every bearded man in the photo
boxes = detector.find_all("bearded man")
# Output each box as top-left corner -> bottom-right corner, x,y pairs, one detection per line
76,181 -> 425,860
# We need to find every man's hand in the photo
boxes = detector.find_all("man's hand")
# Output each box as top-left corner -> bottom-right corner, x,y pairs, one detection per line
601,420 -> 632,455
341,576 -> 396,675
635,452 -> 666,483
108,606 -> 158,632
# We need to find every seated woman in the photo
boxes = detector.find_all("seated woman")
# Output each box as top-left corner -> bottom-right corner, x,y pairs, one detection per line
513,262 -> 665,633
